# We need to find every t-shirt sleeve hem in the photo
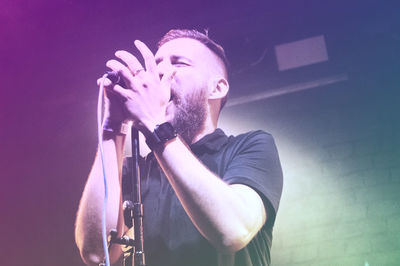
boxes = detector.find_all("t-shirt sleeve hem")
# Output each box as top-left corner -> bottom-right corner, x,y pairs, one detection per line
224,176 -> 278,227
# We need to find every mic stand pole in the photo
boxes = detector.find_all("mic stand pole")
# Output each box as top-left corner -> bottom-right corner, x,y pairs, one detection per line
109,128 -> 145,266
129,127 -> 146,266
104,73 -> 145,266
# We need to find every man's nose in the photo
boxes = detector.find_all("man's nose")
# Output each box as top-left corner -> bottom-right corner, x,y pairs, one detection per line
157,61 -> 172,80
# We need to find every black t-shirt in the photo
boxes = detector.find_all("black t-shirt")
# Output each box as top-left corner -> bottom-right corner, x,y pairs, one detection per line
122,129 -> 283,266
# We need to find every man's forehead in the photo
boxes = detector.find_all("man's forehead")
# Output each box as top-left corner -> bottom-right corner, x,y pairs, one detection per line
155,38 -> 212,60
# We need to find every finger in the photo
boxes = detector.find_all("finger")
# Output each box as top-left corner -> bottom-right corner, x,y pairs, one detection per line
97,77 -> 116,98
134,40 -> 158,75
97,77 -> 112,87
106,59 -> 137,90
97,76 -> 114,97
115,50 -> 143,75
112,84 -> 132,100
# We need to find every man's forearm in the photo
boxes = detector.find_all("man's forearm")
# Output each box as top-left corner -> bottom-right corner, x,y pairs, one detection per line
154,136 -> 267,253
75,135 -> 126,265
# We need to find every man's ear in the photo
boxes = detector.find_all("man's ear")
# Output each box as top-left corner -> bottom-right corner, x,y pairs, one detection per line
208,77 -> 229,100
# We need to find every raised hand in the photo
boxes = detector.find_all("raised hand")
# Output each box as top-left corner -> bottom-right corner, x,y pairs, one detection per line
106,40 -> 176,134
97,76 -> 127,124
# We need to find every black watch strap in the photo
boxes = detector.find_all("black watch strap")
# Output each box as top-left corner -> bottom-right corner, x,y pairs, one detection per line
146,122 -> 177,151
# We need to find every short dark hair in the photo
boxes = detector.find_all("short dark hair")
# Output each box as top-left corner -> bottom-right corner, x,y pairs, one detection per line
158,29 -> 229,110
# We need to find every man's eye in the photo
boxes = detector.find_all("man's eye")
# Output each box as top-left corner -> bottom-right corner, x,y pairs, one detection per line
174,62 -> 188,66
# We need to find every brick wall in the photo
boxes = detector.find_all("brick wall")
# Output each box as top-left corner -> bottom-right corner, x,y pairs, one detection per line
220,76 -> 399,265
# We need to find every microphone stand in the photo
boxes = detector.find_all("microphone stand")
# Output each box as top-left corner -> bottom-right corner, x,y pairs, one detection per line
128,128 -> 146,266
106,72 -> 145,266
109,128 -> 145,266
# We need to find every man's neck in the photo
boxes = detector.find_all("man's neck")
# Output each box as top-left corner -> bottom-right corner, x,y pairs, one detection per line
191,115 -> 218,144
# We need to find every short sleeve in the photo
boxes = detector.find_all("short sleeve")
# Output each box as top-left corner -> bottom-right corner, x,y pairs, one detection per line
222,131 -> 283,226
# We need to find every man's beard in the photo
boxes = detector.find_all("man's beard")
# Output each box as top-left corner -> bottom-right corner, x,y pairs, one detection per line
171,88 -> 208,144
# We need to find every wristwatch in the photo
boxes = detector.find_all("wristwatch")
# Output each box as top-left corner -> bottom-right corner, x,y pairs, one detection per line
146,122 -> 177,151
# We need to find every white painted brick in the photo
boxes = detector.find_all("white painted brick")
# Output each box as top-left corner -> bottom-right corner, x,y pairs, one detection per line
367,200 -> 400,217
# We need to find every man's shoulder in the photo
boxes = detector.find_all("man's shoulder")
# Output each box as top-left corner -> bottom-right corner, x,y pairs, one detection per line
226,129 -> 275,148
230,129 -> 273,139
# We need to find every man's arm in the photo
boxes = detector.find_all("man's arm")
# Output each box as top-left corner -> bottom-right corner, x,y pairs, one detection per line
154,136 -> 267,253
74,134 -> 127,264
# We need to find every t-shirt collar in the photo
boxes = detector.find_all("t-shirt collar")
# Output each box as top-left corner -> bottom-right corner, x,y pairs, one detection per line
190,128 -> 229,152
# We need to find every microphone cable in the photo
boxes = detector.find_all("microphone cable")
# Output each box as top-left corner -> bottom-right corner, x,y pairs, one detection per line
97,74 -> 111,266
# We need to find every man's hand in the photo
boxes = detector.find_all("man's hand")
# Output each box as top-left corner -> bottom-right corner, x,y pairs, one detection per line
97,77 -> 127,124
105,40 -> 176,134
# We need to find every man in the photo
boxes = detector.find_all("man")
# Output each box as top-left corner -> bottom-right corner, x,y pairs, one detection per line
75,29 -> 283,266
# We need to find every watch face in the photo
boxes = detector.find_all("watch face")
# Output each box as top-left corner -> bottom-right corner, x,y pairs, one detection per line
156,122 -> 177,141
146,122 -> 177,151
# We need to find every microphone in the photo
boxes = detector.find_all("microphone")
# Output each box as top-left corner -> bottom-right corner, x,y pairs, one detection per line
106,71 -> 126,87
